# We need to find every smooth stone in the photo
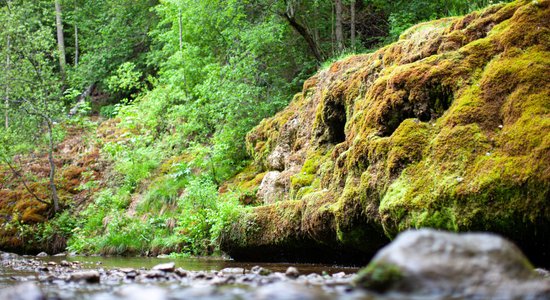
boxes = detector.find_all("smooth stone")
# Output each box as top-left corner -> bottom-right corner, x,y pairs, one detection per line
221,267 -> 245,275
251,266 -> 272,276
211,275 -> 236,285
37,267 -> 49,272
152,262 -> 175,272
143,270 -> 166,279
60,260 -> 71,267
0,282 -> 45,300
285,266 -> 300,278
535,268 -> 550,278
354,229 -> 550,299
69,271 -> 100,283
53,252 -> 67,257
1,252 -> 19,260
116,285 -> 168,300
254,282 -> 330,300
36,252 -> 48,257
119,268 -> 136,274
174,268 -> 188,277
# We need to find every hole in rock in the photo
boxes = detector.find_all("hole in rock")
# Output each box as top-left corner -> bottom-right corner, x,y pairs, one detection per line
381,83 -> 453,136
325,101 -> 347,144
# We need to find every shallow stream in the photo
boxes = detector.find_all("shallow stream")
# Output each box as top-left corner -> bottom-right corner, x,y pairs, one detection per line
0,253 -> 379,300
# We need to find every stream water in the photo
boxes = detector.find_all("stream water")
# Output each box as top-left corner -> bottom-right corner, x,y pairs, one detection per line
0,253 -> 380,300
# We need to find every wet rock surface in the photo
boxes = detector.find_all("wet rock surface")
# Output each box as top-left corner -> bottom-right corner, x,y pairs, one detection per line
354,229 -> 550,299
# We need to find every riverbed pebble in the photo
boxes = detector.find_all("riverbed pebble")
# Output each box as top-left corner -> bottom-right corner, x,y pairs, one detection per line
285,266 -> 300,278
36,252 -> 48,257
115,285 -> 168,300
69,270 -> 100,283
174,267 -> 188,277
152,262 -> 175,272
220,267 -> 245,275
251,266 -> 272,276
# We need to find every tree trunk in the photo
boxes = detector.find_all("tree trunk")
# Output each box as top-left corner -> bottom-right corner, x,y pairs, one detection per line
5,35 -> 10,129
45,119 -> 59,212
74,19 -> 78,66
350,0 -> 356,51
55,0 -> 66,78
178,8 -> 183,52
335,0 -> 344,52
282,12 -> 323,63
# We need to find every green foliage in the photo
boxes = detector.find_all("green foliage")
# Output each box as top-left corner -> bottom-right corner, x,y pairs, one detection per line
106,62 -> 144,95
174,177 -> 242,255
10,211 -> 78,254
367,0 -> 512,41
98,104 -> 118,118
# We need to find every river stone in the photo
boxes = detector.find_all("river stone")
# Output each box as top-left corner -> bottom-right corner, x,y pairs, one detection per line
36,252 -> 48,257
354,229 -> 550,299
116,285 -> 168,300
119,268 -> 136,273
1,252 -> 19,260
69,270 -> 100,283
152,262 -> 175,272
254,281 -> 330,300
535,268 -> 550,279
0,283 -> 45,300
221,267 -> 245,275
60,260 -> 71,267
285,266 -> 300,278
251,266 -> 272,276
174,267 -> 188,277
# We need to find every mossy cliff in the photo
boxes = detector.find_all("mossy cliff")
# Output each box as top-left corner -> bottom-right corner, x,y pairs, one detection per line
220,0 -> 550,265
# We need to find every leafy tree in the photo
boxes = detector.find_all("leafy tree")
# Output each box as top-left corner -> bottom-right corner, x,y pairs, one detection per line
0,0 -> 66,213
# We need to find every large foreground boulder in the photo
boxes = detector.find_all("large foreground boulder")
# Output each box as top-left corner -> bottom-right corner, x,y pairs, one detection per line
354,229 -> 550,299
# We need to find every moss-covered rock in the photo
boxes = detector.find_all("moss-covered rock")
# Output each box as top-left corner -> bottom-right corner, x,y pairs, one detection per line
221,0 -> 550,265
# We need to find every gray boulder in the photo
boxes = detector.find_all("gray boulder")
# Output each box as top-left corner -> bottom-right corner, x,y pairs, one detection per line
354,229 -> 550,299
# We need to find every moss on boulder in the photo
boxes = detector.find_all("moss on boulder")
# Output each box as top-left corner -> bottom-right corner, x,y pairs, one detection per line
221,0 -> 550,265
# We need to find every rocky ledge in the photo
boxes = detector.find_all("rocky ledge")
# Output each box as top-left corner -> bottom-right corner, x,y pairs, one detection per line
221,0 -> 550,266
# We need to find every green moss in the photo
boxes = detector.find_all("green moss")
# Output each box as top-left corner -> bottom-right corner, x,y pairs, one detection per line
221,0 -> 550,263
290,174 -> 315,190
354,261 -> 404,292
386,119 -> 432,176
